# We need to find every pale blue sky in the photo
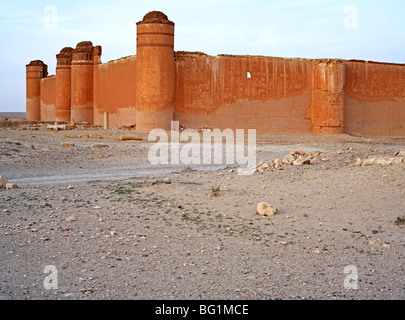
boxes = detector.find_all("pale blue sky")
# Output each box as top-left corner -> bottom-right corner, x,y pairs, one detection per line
1,0 -> 404,112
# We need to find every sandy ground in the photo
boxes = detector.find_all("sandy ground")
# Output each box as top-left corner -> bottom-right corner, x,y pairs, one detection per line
0,116 -> 404,300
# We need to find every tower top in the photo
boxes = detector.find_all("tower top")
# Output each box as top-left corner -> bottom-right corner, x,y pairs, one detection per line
76,41 -> 93,49
138,11 -> 174,25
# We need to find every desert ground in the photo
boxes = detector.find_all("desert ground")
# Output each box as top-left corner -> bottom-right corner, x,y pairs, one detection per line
0,113 -> 404,300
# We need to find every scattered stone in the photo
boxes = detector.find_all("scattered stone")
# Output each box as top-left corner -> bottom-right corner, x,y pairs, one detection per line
66,217 -> 77,222
119,136 -> 143,141
353,156 -> 404,167
61,142 -> 75,148
67,185 -> 74,190
5,183 -> 19,190
0,176 -> 9,189
368,238 -> 390,247
292,157 -> 311,166
394,150 -> 405,157
257,202 -> 278,217
395,216 -> 405,225
91,144 -> 108,148
353,158 -> 363,167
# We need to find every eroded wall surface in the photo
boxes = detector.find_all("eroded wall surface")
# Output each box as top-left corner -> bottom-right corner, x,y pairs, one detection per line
344,61 -> 405,137
174,53 -> 313,133
40,76 -> 56,121
93,56 -> 137,128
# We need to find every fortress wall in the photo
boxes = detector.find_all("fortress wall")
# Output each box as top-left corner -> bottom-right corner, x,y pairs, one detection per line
174,53 -> 313,133
40,76 -> 56,121
311,60 -> 345,134
344,61 -> 405,137
93,56 -> 137,128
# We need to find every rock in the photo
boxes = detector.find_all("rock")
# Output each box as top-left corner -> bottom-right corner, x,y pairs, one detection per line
292,157 -> 311,166
61,142 -> 75,148
0,176 -> 9,189
257,202 -> 278,216
91,144 -> 108,148
291,150 -> 309,156
119,136 -> 143,141
353,158 -> 363,167
394,150 -> 405,157
89,134 -> 102,138
374,157 -> 393,166
392,157 -> 404,164
282,154 -> 295,165
66,217 -> 77,222
395,216 -> 405,225
67,185 -> 74,190
369,239 -> 384,246
5,183 -> 19,190
362,157 -> 377,166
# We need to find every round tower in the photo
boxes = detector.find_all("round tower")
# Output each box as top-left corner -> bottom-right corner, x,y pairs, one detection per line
56,47 -> 73,122
71,41 -> 94,124
136,11 -> 175,131
26,60 -> 48,121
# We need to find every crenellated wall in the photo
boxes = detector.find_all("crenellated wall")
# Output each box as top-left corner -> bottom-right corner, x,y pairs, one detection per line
25,10 -> 405,137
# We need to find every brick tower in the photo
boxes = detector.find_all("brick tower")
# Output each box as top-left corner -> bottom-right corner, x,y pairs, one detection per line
136,11 -> 175,131
71,41 -> 95,124
26,60 -> 48,121
56,47 -> 73,122
311,60 -> 346,134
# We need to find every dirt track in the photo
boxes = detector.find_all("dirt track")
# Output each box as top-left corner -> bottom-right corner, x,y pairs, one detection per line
0,118 -> 404,300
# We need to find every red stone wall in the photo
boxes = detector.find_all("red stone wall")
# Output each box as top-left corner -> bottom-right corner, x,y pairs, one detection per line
93,56 -> 137,128
344,61 -> 405,137
174,53 -> 313,133
40,75 -> 56,121
311,60 -> 345,134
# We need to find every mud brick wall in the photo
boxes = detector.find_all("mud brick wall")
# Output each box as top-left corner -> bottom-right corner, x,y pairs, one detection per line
174,53 -> 313,133
40,75 -> 56,121
344,60 -> 405,137
93,56 -> 137,128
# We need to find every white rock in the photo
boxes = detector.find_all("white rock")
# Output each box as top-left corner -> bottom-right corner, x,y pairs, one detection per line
362,157 -> 377,166
5,183 -> 19,190
257,202 -> 278,217
0,176 -> 9,189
